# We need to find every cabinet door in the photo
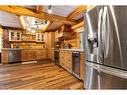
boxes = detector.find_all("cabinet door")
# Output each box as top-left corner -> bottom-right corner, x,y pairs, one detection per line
16,32 -> 21,41
9,30 -> 21,41
36,33 -> 45,42
37,49 -> 47,60
1,50 -> 8,64
60,51 -> 72,73
80,52 -> 85,81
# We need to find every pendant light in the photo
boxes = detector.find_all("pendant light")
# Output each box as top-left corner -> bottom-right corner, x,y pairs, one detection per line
48,5 -> 52,14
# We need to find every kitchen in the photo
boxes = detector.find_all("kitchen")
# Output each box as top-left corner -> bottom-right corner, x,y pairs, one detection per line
0,5 -> 89,89
0,5 -> 127,90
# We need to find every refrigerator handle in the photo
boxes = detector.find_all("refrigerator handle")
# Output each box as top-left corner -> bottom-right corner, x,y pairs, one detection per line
102,6 -> 110,59
98,8 -> 103,62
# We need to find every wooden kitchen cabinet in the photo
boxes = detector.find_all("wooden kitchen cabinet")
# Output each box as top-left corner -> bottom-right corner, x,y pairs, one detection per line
36,33 -> 45,42
60,50 -> 72,73
1,50 -> 8,64
36,49 -> 48,60
9,30 -> 21,42
21,49 -> 37,62
80,52 -> 85,81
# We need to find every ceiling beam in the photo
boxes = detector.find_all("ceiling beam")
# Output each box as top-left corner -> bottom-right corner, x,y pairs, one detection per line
67,5 -> 86,20
71,21 -> 84,30
0,6 -> 77,25
43,21 -> 53,32
86,6 -> 96,12
36,5 -> 43,14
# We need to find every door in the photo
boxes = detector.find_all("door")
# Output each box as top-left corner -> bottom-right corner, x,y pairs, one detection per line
85,61 -> 127,89
84,6 -> 103,64
103,6 -> 127,70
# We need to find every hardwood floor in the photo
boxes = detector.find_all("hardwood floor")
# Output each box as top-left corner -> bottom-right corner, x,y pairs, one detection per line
0,61 -> 84,89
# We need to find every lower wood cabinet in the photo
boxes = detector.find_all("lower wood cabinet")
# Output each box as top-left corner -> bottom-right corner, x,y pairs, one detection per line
36,49 -> 48,60
1,50 -> 8,64
21,49 -> 37,62
60,50 -> 85,81
80,52 -> 85,81
60,50 -> 72,73
1,48 -> 48,63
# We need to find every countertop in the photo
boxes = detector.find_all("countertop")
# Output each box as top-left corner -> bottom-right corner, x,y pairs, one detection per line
1,48 -> 48,50
60,49 -> 84,52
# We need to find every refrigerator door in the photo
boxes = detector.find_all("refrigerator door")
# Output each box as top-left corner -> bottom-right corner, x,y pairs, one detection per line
85,61 -> 127,89
84,6 -> 103,64
103,6 -> 127,70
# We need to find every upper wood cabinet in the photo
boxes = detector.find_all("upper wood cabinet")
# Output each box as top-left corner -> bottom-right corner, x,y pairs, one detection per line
36,33 -> 45,42
9,30 -> 22,41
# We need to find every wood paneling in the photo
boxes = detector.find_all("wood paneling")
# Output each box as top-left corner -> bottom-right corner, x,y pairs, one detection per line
46,32 -> 55,48
64,39 -> 77,48
0,62 -> 83,89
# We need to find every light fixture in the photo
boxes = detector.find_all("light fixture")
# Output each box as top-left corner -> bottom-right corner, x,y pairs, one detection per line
27,27 -> 31,31
32,30 -> 35,33
48,5 -> 52,14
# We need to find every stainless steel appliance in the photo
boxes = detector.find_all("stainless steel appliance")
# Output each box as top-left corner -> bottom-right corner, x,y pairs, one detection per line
83,6 -> 127,89
8,49 -> 21,63
72,51 -> 80,79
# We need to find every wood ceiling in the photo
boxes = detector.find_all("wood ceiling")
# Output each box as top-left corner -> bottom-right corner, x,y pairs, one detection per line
0,5 -> 87,32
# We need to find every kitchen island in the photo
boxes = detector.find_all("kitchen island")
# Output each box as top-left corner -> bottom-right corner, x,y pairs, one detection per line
60,49 -> 85,81
1,48 -> 48,64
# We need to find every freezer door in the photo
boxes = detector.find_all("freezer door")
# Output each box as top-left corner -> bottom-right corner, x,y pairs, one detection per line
103,6 -> 127,70
85,61 -> 100,89
84,6 -> 103,64
85,61 -> 127,89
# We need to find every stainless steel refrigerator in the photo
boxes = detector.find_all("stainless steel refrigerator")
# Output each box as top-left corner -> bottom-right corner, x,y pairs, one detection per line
83,6 -> 127,89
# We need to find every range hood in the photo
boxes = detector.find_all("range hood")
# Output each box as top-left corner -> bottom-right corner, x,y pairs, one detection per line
58,25 -> 72,40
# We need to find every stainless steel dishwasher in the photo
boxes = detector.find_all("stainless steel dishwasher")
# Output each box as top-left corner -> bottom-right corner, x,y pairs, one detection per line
8,49 -> 22,63
72,51 -> 80,79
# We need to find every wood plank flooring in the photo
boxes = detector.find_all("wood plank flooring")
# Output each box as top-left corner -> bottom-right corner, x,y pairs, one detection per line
0,61 -> 84,89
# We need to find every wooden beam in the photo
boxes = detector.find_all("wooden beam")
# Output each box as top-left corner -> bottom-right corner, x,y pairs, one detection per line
71,21 -> 84,30
67,5 -> 86,20
86,6 -> 96,12
36,5 -> 43,14
43,21 -> 53,32
0,6 -> 77,25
